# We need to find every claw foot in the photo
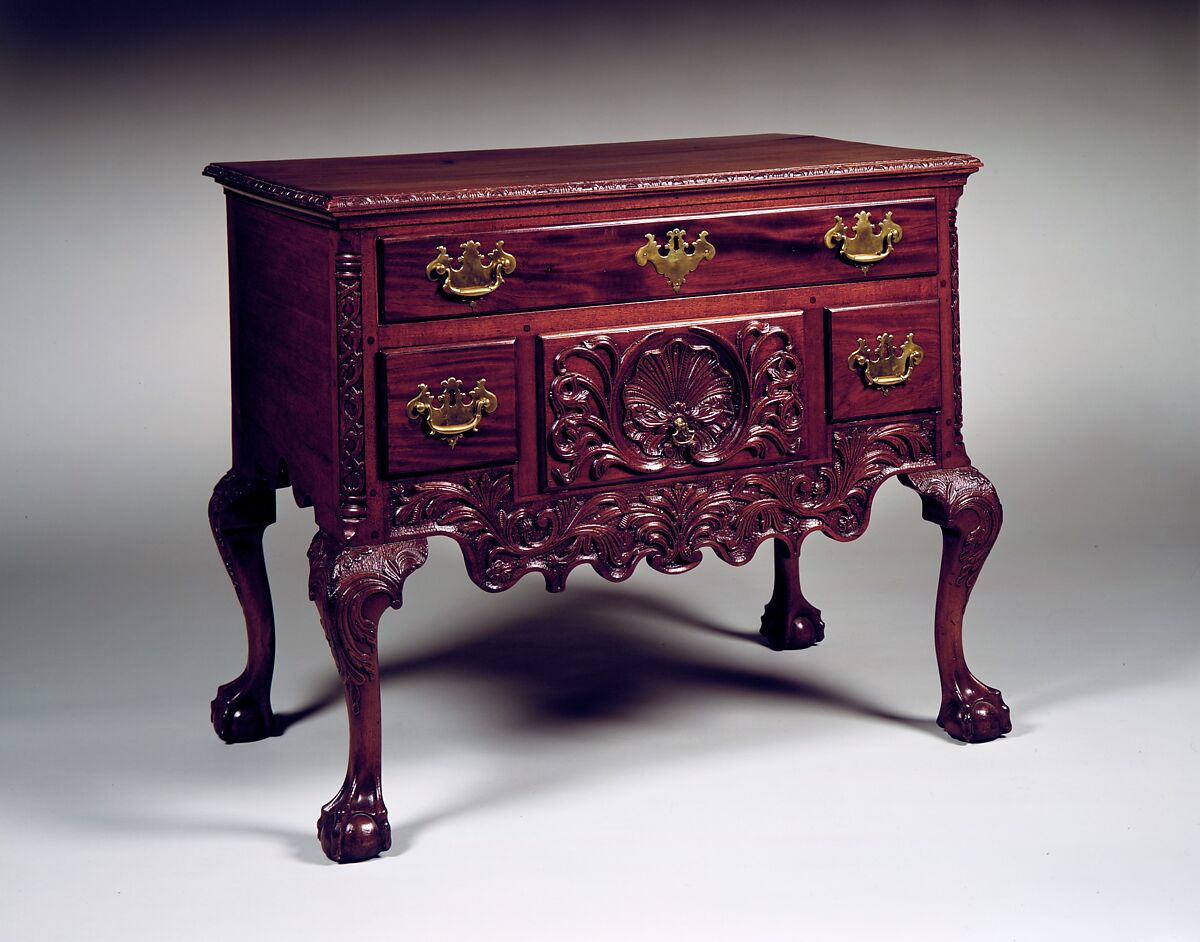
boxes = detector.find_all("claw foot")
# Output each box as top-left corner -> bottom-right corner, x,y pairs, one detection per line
760,605 -> 825,651
211,677 -> 276,744
317,789 -> 391,863
938,679 -> 1011,743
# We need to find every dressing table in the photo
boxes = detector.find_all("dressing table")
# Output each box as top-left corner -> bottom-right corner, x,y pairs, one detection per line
204,134 -> 1010,863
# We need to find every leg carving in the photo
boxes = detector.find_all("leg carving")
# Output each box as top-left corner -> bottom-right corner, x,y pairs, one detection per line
900,466 -> 1011,743
209,469 -> 278,744
760,538 -> 825,650
308,532 -> 428,863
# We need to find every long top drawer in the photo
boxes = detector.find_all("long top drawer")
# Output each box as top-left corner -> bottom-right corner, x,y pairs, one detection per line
379,197 -> 938,322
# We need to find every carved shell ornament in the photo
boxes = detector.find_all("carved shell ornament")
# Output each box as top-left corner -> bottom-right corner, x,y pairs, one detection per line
547,322 -> 805,486
621,338 -> 737,461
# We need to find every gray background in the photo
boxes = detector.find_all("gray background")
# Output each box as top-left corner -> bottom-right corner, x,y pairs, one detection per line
2,1 -> 1197,938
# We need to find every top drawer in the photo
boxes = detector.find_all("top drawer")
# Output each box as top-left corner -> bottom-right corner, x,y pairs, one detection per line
379,196 -> 938,322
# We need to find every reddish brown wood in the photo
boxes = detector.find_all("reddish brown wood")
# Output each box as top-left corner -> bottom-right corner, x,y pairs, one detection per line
308,533 -> 428,863
760,538 -> 826,650
380,340 -> 518,476
378,197 -> 938,321
388,419 -> 937,592
208,469 -> 279,743
540,313 -> 808,490
204,134 -> 1005,864
827,299 -> 942,422
205,134 -> 981,217
899,466 -> 1011,743
226,197 -> 339,531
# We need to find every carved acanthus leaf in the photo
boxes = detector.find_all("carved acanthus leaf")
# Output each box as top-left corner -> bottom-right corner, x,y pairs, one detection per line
390,420 -> 935,592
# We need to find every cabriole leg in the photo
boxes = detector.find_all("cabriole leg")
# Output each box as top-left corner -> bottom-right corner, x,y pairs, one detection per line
900,466 -> 1011,743
760,537 -> 826,650
307,532 -> 428,864
209,469 -> 279,743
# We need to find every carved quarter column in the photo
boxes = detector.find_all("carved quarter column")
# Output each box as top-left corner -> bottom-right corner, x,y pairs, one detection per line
948,206 -> 964,448
308,532 -> 428,863
899,466 -> 1010,743
336,250 -> 367,540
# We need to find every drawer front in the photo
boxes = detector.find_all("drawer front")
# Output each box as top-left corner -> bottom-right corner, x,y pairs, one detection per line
380,340 -> 518,476
380,197 -> 937,322
540,312 -> 809,491
828,300 -> 941,421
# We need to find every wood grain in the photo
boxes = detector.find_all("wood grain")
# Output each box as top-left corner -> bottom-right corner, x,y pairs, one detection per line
205,134 -> 981,216
379,197 -> 938,322
380,340 -> 518,477
204,133 -> 1005,865
827,299 -> 942,422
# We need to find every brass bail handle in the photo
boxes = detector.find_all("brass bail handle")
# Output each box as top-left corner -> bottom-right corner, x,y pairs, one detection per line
824,211 -> 902,273
427,240 -> 517,299
634,228 -> 716,292
847,332 -> 924,392
406,377 -> 499,447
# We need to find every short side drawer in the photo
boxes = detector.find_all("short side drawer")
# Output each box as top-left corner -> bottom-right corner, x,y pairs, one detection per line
827,299 -> 941,422
380,339 -> 518,476
380,197 -> 938,322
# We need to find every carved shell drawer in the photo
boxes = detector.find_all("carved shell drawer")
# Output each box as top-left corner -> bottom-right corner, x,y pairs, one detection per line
540,313 -> 809,491
204,135 -> 1011,866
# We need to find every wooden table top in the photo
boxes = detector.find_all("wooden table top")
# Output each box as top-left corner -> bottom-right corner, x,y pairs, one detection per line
204,133 -> 981,215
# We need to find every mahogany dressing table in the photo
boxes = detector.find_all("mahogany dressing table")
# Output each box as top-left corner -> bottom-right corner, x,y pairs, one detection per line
203,134 -> 1010,863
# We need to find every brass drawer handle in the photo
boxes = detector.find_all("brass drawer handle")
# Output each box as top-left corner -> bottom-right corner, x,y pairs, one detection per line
426,241 -> 517,299
847,332 -> 924,391
824,211 -> 902,273
406,377 -> 498,447
635,228 -> 716,292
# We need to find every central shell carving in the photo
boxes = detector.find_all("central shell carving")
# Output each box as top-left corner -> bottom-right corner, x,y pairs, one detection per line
621,338 -> 738,462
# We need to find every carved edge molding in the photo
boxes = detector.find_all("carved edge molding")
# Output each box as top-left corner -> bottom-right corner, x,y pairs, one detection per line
948,208 -> 964,446
902,465 -> 1001,590
335,252 -> 368,540
204,155 -> 982,214
307,532 -> 429,715
388,419 -> 935,592
547,321 -> 805,486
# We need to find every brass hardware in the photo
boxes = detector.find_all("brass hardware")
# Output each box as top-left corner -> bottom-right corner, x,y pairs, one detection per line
669,416 -> 696,448
635,228 -> 716,292
406,377 -> 498,447
847,332 -> 924,391
426,241 -> 517,299
824,211 -> 902,273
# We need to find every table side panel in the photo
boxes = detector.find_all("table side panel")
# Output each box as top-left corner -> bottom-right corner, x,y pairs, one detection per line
227,197 -> 338,527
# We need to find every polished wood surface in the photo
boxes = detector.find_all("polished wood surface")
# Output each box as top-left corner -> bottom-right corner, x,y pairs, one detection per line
205,134 -> 1008,864
378,197 -> 939,321
381,340 -> 518,476
205,134 -> 981,216
827,299 -> 942,421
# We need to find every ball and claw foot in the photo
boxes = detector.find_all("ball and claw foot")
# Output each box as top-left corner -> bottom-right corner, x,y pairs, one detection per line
760,604 -> 825,651
318,795 -> 391,863
938,679 -> 1012,743
210,677 -> 276,744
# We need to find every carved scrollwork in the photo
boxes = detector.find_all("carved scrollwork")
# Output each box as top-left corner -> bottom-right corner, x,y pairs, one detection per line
308,533 -> 429,714
547,321 -> 806,486
902,465 -> 1001,590
389,420 -> 935,592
